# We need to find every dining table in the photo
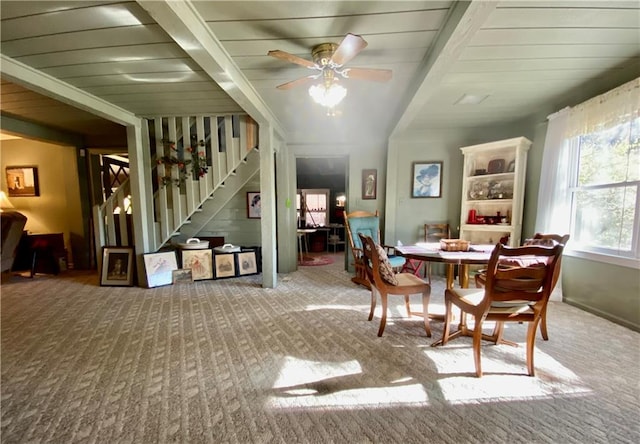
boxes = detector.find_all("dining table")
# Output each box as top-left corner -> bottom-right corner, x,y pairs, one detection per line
395,242 -> 496,289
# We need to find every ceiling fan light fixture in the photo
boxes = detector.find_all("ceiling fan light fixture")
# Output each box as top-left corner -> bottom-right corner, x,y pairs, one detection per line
308,81 -> 347,109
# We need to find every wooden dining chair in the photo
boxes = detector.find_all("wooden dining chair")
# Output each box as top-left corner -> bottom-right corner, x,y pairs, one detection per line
424,223 -> 451,284
438,242 -> 564,377
359,233 -> 431,337
474,233 -> 570,340
344,210 -> 405,289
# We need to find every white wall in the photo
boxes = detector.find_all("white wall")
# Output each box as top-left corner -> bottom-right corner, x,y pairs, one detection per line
0,138 -> 83,266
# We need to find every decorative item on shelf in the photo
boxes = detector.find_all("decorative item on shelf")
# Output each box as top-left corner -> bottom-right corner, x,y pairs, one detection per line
487,158 -> 505,174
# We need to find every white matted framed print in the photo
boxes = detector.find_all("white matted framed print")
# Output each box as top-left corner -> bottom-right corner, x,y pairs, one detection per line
143,251 -> 178,288
214,254 -> 236,279
411,161 -> 443,198
100,247 -> 134,286
237,251 -> 258,276
181,249 -> 213,281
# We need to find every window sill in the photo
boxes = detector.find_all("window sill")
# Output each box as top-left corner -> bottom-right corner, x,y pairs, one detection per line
565,249 -> 640,270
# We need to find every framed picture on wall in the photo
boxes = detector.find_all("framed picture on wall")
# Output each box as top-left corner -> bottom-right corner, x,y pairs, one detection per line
411,161 -> 443,198
100,247 -> 135,286
6,166 -> 40,197
362,169 -> 377,200
247,192 -> 261,218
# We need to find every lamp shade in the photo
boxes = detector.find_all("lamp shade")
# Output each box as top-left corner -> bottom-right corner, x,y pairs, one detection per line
0,191 -> 15,211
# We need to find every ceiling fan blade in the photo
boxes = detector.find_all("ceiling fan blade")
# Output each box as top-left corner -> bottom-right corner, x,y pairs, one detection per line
268,50 -> 316,68
342,68 -> 392,82
330,33 -> 368,67
276,76 -> 317,90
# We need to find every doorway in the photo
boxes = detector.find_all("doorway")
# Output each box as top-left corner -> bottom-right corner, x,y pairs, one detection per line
296,156 -> 348,255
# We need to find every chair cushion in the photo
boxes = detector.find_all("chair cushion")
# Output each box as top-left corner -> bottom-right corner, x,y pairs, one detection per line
375,244 -> 399,285
524,238 -> 558,247
388,255 -> 406,268
349,216 -> 380,249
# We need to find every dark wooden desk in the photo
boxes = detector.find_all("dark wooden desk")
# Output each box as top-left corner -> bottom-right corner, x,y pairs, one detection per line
395,243 -> 494,289
12,232 -> 67,277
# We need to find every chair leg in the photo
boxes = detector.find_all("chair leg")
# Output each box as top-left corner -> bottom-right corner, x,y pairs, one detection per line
473,319 -> 484,377
540,306 -> 549,340
526,320 -> 539,376
404,295 -> 411,318
426,263 -> 432,285
422,290 -> 431,337
440,298 -> 453,345
377,293 -> 388,337
368,288 -> 377,321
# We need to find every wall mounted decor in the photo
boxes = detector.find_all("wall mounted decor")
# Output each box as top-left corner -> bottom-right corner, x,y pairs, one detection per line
6,166 -> 39,197
247,192 -> 261,218
411,161 -> 443,198
362,169 -> 377,200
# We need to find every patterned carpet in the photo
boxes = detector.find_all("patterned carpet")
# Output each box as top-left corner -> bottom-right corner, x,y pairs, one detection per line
1,256 -> 639,443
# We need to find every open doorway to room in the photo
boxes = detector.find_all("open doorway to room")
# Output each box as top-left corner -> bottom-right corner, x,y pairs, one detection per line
296,156 -> 348,260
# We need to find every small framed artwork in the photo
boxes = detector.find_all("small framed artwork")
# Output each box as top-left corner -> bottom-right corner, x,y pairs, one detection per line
214,253 -> 236,279
100,247 -> 134,286
181,249 -> 213,281
172,269 -> 193,284
362,169 -> 377,200
411,161 -> 443,198
143,251 -> 178,288
247,192 -> 261,218
6,166 -> 40,197
237,251 -> 258,276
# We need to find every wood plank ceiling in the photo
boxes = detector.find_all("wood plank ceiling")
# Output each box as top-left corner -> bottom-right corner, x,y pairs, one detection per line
0,1 -> 638,147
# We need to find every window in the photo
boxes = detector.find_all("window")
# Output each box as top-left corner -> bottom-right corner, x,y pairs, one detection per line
569,118 -> 640,258
537,77 -> 639,268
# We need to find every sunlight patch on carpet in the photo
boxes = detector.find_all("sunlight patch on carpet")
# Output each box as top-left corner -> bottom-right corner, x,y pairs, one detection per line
267,356 -> 429,409
428,347 -> 592,404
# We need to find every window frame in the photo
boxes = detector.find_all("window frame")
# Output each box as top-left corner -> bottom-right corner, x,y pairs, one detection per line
564,127 -> 640,270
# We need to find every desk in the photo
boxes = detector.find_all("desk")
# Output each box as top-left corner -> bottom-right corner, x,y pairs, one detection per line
13,232 -> 67,277
395,243 -> 494,289
297,229 -> 316,264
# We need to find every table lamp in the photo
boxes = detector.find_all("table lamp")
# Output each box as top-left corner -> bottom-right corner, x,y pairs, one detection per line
0,191 -> 15,212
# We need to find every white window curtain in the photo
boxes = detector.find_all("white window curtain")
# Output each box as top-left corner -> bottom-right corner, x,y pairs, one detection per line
536,77 -> 640,234
535,77 -> 640,300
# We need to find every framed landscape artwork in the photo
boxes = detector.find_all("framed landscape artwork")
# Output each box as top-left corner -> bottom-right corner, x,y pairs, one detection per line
172,269 -> 193,284
100,247 -> 134,286
6,166 -> 40,197
411,161 -> 443,198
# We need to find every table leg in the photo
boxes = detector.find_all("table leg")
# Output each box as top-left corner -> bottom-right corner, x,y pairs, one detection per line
445,264 -> 455,289
459,264 -> 469,288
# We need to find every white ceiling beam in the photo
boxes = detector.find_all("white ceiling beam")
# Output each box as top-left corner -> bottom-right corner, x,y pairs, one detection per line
137,0 -> 285,140
0,54 -> 140,127
389,1 -> 498,137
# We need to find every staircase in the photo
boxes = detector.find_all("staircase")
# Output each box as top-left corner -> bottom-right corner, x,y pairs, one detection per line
93,114 -> 259,262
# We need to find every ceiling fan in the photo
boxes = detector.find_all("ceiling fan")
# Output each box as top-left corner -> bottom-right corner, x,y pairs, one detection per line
267,33 -> 393,91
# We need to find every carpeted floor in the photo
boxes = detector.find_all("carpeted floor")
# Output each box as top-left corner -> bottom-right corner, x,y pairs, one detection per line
1,254 -> 639,443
